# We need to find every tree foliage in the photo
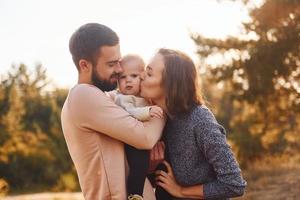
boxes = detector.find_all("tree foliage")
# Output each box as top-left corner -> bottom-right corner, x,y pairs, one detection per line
0,64 -> 78,193
193,0 -> 300,163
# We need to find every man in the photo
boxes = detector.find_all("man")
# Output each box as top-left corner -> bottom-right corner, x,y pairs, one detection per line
61,23 -> 165,200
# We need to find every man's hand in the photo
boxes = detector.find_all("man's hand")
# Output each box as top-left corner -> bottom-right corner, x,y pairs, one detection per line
149,141 -> 165,172
149,106 -> 163,119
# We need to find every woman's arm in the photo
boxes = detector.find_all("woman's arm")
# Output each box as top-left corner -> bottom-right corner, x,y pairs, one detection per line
194,114 -> 247,199
181,185 -> 204,199
156,164 -> 245,199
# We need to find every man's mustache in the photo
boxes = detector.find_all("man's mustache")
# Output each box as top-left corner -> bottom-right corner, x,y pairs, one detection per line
110,73 -> 120,79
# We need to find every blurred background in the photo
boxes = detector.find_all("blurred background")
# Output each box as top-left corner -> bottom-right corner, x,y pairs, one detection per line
0,0 -> 299,199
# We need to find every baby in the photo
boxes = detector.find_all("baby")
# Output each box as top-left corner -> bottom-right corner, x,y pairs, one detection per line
108,54 -> 163,200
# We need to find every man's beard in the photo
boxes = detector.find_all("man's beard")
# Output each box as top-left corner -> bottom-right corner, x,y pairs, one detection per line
91,68 -> 118,92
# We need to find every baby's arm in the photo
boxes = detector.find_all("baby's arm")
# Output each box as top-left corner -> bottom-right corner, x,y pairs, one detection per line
126,104 -> 163,121
126,105 -> 152,121
117,97 -> 150,121
116,96 -> 163,121
105,91 -> 150,120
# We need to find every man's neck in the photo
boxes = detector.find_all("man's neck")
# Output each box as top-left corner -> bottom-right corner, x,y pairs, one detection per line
78,74 -> 92,85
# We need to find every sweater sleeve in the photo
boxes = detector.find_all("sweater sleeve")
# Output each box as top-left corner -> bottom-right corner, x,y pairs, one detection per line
68,84 -> 165,150
115,95 -> 151,121
194,111 -> 246,199
125,106 -> 151,121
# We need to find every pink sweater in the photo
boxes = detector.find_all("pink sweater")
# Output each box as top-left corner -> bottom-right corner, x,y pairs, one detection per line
61,84 -> 165,200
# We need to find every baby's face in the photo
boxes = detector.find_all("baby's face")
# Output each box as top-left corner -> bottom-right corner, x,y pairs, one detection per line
118,62 -> 144,95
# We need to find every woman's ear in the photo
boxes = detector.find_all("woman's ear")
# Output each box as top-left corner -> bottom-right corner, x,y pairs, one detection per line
78,59 -> 92,73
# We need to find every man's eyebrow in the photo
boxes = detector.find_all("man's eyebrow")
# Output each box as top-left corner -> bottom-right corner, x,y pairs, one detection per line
106,59 -> 121,64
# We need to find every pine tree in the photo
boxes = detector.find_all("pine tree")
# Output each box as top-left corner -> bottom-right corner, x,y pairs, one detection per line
192,0 -> 300,162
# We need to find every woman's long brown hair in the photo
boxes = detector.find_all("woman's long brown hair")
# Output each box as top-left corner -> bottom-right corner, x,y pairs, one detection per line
159,48 -> 204,117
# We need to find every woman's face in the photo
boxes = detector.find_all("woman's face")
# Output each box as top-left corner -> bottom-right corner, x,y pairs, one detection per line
140,53 -> 165,104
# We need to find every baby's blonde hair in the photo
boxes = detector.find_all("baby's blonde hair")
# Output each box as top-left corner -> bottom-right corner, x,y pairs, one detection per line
121,54 -> 145,71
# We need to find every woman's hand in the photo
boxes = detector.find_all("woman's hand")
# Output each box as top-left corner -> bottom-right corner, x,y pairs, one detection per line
155,161 -> 183,198
149,141 -> 165,172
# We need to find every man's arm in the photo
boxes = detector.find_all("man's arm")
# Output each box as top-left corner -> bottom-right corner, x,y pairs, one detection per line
68,85 -> 165,149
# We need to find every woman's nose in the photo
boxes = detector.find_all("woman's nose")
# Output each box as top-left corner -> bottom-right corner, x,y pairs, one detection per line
140,72 -> 145,80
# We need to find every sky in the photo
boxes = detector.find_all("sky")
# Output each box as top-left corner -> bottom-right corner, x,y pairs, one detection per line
0,0 -> 253,88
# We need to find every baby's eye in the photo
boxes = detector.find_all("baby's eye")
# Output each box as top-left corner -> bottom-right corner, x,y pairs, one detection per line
131,74 -> 138,78
120,75 -> 126,79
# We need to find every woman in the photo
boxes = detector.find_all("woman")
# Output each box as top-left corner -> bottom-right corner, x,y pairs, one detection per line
141,48 -> 246,199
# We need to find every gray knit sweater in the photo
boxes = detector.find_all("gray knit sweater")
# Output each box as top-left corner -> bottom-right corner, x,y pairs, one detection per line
163,105 -> 246,200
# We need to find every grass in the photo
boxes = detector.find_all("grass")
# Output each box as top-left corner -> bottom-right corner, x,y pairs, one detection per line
237,153 -> 300,200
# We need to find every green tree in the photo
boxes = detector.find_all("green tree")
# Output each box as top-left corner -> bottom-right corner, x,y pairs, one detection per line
0,64 -> 77,193
193,0 -> 300,163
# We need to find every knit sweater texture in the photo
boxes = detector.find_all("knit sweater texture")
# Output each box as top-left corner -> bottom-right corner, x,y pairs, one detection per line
163,105 -> 247,200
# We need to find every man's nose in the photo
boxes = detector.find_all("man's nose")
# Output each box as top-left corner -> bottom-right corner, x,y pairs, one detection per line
114,62 -> 123,73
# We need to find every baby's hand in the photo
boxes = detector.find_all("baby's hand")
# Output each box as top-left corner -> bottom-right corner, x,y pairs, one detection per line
149,106 -> 163,119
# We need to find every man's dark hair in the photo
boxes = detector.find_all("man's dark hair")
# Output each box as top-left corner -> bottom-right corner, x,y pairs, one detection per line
69,23 -> 119,71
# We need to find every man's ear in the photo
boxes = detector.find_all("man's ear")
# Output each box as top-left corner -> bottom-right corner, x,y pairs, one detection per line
78,59 -> 92,72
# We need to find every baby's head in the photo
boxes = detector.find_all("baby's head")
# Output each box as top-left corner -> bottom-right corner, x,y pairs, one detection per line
118,54 -> 145,95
